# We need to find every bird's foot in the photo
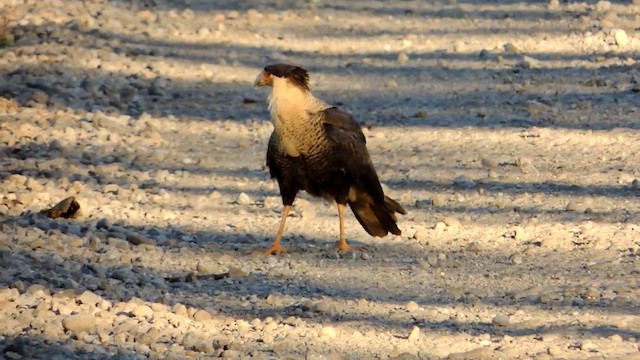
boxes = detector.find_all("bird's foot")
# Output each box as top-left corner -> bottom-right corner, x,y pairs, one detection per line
336,241 -> 364,253
254,243 -> 288,256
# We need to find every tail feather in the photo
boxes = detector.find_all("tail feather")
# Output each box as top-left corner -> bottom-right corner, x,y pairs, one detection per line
348,188 -> 406,237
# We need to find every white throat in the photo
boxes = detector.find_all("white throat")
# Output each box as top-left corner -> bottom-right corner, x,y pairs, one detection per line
268,77 -> 314,129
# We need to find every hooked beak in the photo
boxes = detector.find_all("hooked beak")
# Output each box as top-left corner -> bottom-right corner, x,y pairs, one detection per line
253,70 -> 273,88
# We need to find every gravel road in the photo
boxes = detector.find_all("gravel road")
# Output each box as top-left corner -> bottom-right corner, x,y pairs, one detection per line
1,0 -> 640,359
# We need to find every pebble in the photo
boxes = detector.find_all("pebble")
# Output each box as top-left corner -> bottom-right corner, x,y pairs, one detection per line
193,309 -> 211,322
385,79 -> 399,88
126,233 -> 154,246
62,314 -> 97,333
133,304 -> 154,319
614,29 -> 629,46
443,216 -> 460,228
453,175 -> 475,188
32,90 -> 49,104
397,52 -> 409,64
405,301 -> 419,313
510,254 -> 523,265
431,195 -> 445,207
173,303 -> 188,316
480,157 -> 499,169
407,326 -> 420,341
313,301 -> 331,313
503,43 -> 519,54
466,242 -> 481,253
319,326 -> 337,339
196,262 -> 215,275
547,344 -> 562,356
236,192 -> 251,205
579,340 -> 598,351
77,290 -> 103,306
492,314 -> 510,327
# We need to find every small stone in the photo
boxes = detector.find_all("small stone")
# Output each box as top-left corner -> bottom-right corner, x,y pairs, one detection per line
197,262 -> 215,275
0,288 -> 20,302
407,326 -> 420,341
43,196 -> 80,219
405,301 -> 419,313
414,110 -> 428,118
443,216 -> 460,228
547,344 -> 562,356
236,192 -> 251,205
466,242 -> 481,254
631,179 -> 640,190
126,233 -> 154,246
510,254 -> 523,265
504,43 -> 519,54
519,55 -> 539,69
453,175 -> 475,188
566,201 -> 585,212
102,184 -> 118,194
434,222 -> 446,232
228,266 -> 245,278
182,331 -> 201,347
480,158 -> 499,169
609,334 -> 623,342
431,195 -> 445,207
272,340 -> 291,355
30,239 -> 45,250
236,320 -> 251,335
390,351 -> 418,360
220,350 -> 242,358
193,309 -> 211,322
62,314 -> 97,333
194,341 -> 214,353
319,326 -> 337,338
614,29 -> 629,46
133,304 -> 154,318
397,52 -> 409,64
579,340 -> 597,351
385,79 -> 398,88
173,303 -> 188,316
77,291 -> 103,306
32,90 -> 49,104
313,302 -> 331,313
492,314 -> 510,327
548,0 -> 559,9
25,284 -> 47,296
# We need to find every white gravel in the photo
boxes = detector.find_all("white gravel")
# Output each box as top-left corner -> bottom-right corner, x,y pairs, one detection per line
1,0 -> 640,359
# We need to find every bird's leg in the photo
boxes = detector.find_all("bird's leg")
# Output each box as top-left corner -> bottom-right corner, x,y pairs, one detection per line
261,205 -> 291,255
336,203 -> 362,253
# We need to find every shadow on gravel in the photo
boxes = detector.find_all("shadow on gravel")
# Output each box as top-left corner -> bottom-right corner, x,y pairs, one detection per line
2,138 -> 639,226
3,18 -> 639,129
3,212 -> 639,318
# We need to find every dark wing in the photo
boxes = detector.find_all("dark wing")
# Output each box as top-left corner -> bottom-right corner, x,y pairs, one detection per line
321,107 -> 385,203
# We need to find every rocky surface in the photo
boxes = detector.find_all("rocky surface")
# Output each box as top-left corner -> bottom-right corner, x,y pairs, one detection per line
1,0 -> 640,359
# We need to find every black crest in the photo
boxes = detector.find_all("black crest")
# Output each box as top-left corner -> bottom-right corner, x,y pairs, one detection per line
264,64 -> 310,90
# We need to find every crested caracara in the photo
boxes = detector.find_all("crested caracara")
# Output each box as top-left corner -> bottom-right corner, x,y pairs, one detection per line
254,64 -> 406,255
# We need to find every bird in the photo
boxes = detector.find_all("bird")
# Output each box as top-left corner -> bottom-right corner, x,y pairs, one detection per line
253,63 -> 406,255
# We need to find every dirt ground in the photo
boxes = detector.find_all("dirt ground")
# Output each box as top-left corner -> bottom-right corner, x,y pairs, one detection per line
1,0 -> 640,359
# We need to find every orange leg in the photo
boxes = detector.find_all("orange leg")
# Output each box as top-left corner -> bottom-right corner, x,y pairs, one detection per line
336,203 -> 363,253
259,205 -> 291,255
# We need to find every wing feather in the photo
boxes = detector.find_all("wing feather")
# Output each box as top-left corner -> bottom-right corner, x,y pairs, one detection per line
321,107 -> 385,202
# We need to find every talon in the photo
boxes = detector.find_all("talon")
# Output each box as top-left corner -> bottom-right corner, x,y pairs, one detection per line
255,244 -> 288,256
336,241 -> 363,253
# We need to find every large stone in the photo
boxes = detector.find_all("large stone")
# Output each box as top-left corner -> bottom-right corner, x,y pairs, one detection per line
62,314 -> 96,333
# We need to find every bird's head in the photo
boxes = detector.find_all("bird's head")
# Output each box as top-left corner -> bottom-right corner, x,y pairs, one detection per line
253,64 -> 310,91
